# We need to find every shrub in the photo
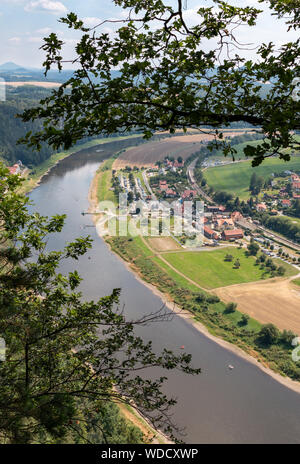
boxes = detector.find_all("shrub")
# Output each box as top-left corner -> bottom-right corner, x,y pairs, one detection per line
240,314 -> 250,326
224,302 -> 237,314
195,293 -> 206,303
206,295 -> 220,304
259,324 -> 280,345
281,329 -> 297,346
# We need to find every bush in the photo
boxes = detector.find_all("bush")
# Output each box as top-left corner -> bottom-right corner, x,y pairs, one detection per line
195,293 -> 206,303
224,302 -> 237,314
240,314 -> 250,326
206,295 -> 220,304
281,329 -> 297,346
277,266 -> 286,276
259,324 -> 280,345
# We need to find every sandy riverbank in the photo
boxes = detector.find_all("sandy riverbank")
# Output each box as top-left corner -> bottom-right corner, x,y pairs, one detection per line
88,168 -> 300,396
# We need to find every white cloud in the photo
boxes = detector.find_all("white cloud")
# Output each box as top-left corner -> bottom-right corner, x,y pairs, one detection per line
27,36 -> 43,43
36,27 -> 52,34
8,37 -> 21,43
83,17 -> 102,27
24,0 -> 67,15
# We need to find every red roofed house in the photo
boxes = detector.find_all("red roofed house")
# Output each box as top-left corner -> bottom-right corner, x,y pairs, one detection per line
159,180 -> 168,191
231,211 -> 243,222
256,203 -> 267,212
206,205 -> 220,213
174,160 -> 184,168
291,174 -> 300,182
281,199 -> 291,208
222,229 -> 244,241
8,164 -> 20,175
204,225 -> 219,240
181,189 -> 197,200
292,182 -> 300,192
293,193 -> 300,199
165,189 -> 177,198
214,218 -> 235,231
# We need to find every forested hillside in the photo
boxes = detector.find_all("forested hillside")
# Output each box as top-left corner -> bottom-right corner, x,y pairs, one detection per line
0,86 -> 53,166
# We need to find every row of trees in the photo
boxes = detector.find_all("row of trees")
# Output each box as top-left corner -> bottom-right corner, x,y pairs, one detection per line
260,214 -> 300,243
249,173 -> 265,195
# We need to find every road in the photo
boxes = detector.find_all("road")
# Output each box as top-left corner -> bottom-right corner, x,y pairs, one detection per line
142,170 -> 157,200
187,158 -> 214,204
187,159 -> 300,252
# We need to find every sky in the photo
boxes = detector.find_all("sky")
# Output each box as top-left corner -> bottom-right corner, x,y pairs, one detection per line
0,0 -> 297,69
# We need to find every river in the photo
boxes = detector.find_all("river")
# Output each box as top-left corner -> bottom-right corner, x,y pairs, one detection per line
28,139 -> 300,444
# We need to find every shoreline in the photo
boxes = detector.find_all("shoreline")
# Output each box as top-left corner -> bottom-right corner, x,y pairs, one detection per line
88,168 -> 300,396
20,134 -> 143,195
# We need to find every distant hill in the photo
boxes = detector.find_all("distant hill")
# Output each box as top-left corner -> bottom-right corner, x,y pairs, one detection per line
0,64 -> 75,83
0,62 -> 27,72
0,63 -> 121,84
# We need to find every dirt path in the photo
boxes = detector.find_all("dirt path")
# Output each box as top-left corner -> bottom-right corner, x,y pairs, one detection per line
144,235 -> 300,334
141,236 -> 207,291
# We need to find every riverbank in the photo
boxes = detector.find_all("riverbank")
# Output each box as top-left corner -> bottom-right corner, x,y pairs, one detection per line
19,134 -> 142,195
89,163 -> 300,395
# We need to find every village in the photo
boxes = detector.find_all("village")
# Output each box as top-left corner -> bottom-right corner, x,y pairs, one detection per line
255,171 -> 300,214
110,154 -> 300,268
114,156 -> 247,245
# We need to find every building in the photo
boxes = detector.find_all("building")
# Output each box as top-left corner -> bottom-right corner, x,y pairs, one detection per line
292,182 -> 300,192
291,173 -> 300,182
256,203 -> 267,212
165,188 -> 177,198
206,205 -> 221,213
204,225 -> 219,240
214,218 -> 235,231
181,189 -> 197,200
281,199 -> 291,208
173,160 -> 184,168
222,229 -> 244,241
231,211 -> 243,222
159,180 -> 168,192
8,164 -> 20,175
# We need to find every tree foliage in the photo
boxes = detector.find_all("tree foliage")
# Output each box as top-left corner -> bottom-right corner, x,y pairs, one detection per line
0,87 -> 53,166
20,0 -> 300,166
0,165 -> 200,443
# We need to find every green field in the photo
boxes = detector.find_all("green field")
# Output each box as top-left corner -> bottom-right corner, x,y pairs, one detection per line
205,155 -> 300,200
163,247 -> 296,289
97,158 -> 117,203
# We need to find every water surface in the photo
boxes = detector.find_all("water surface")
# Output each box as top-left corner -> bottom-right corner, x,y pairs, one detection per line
28,140 -> 300,444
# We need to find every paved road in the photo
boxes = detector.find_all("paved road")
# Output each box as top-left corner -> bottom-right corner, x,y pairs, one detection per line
187,159 -> 300,252
187,158 -> 214,204
142,170 -> 157,200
